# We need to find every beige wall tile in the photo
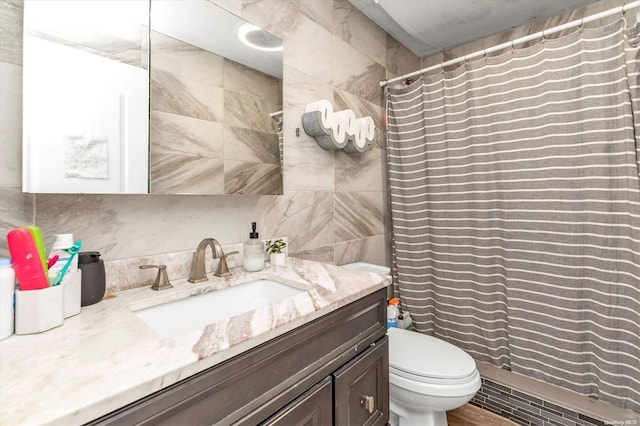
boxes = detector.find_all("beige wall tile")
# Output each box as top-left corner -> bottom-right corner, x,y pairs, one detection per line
0,61 -> 22,186
224,125 -> 279,164
150,154 -> 224,194
223,59 -> 280,102
224,160 -> 281,194
0,186 -> 33,257
282,126 -> 335,192
255,190 -> 335,253
332,36 -> 385,104
300,0 -> 333,32
335,146 -> 385,192
151,69 -> 225,121
0,0 -> 23,65
333,0 -> 386,66
334,233 -> 389,267
151,31 -> 224,86
335,191 -> 385,242
283,14 -> 334,84
151,111 -> 224,158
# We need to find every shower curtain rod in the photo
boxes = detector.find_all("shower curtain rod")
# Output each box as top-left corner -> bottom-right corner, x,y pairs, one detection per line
379,0 -> 640,87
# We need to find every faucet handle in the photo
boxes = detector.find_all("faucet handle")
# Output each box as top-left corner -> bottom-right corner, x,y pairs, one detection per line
214,251 -> 238,277
140,264 -> 173,291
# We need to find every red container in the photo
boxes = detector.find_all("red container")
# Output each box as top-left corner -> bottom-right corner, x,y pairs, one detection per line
6,229 -> 49,290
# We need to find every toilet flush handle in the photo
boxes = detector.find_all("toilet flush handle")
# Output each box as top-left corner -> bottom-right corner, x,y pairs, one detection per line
360,395 -> 375,414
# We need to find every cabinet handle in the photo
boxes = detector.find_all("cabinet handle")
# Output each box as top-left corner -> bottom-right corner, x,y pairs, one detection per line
360,395 -> 375,414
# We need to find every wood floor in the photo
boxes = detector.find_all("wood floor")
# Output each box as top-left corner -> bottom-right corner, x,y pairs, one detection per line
447,404 -> 517,426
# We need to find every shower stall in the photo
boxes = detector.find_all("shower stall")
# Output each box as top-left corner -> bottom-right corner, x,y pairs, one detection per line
382,2 -> 640,419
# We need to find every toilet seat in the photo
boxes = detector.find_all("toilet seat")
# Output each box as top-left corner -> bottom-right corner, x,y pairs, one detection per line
389,365 -> 477,385
387,328 -> 477,383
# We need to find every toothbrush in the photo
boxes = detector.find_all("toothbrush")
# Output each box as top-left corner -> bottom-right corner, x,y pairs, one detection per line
47,254 -> 59,269
52,241 -> 82,286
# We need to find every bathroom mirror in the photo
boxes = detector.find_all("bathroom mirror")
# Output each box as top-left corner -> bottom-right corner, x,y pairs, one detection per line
22,0 -> 150,194
22,0 -> 283,195
150,0 -> 283,195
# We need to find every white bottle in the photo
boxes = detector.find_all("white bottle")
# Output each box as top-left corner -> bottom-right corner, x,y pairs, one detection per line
48,234 -> 78,281
243,222 -> 264,272
0,258 -> 15,340
398,311 -> 412,330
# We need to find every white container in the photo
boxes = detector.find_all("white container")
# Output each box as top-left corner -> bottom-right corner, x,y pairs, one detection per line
62,269 -> 82,318
48,233 -> 78,279
270,252 -> 286,267
243,222 -> 264,272
0,258 -> 15,340
243,241 -> 265,272
398,311 -> 412,330
15,285 -> 64,334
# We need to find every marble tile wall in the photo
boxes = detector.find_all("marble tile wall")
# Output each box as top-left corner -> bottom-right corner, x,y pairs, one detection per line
0,0 -> 419,289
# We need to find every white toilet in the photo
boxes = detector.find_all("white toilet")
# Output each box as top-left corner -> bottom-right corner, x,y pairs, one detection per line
341,262 -> 481,426
387,327 -> 482,426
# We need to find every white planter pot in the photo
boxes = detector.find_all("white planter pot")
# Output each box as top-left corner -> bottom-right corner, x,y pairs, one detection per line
270,252 -> 286,266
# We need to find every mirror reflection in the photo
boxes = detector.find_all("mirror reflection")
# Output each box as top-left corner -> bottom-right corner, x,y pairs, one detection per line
149,0 -> 284,195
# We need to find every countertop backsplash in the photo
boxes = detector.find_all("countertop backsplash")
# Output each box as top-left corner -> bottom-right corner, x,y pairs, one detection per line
105,238 -> 288,293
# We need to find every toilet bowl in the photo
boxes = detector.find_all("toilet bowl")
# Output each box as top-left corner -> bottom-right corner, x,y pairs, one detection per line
339,263 -> 481,426
387,327 -> 481,426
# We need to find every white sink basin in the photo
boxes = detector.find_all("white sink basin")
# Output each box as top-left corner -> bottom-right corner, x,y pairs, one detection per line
133,279 -> 305,337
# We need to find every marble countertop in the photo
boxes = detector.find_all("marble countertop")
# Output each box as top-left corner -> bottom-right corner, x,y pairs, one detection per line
0,258 -> 390,425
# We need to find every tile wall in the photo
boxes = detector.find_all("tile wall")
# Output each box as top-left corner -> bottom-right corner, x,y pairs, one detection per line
0,0 -> 420,279
472,379 -> 610,426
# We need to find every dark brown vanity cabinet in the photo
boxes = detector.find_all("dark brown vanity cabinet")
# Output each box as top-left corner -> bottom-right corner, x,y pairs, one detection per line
263,338 -> 389,426
333,339 -> 389,426
88,288 -> 389,426
262,377 -> 333,426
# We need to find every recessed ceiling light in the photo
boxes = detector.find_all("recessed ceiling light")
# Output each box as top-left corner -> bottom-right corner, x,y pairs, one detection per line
238,23 -> 283,52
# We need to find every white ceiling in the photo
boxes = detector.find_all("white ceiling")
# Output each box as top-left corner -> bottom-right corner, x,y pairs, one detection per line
349,0 -> 601,57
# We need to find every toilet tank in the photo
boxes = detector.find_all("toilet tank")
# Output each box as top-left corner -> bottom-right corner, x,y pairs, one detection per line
341,262 -> 393,300
341,262 -> 391,275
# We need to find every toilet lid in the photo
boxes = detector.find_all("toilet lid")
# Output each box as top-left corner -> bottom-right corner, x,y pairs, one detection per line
387,328 -> 477,380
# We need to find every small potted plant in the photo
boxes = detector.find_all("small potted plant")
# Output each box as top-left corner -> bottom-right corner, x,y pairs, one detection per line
265,239 -> 287,266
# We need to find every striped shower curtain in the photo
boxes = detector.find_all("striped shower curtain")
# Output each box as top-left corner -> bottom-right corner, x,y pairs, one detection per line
386,20 -> 640,411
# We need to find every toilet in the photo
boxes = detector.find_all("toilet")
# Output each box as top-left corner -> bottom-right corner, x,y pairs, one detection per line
387,327 -> 482,426
341,262 -> 481,426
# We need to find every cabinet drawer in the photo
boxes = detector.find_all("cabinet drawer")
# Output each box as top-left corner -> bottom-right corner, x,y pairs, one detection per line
261,377 -> 332,426
333,336 -> 389,426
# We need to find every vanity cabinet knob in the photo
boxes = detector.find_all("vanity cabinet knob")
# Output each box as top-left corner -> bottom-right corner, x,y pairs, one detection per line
360,395 -> 375,414
140,264 -> 173,291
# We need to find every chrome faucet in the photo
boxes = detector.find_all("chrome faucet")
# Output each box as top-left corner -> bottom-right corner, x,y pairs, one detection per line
188,238 -> 238,282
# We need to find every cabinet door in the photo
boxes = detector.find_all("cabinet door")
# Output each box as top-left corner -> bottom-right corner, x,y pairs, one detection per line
333,336 -> 389,426
262,377 -> 332,426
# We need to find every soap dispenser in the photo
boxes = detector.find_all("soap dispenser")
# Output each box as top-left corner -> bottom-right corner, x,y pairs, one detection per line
243,222 -> 264,272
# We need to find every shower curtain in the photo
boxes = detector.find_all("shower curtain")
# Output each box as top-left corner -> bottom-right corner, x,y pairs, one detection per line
386,20 -> 640,411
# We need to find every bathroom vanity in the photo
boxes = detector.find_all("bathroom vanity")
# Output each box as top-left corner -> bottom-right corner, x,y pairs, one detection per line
90,289 -> 388,425
0,258 -> 390,425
